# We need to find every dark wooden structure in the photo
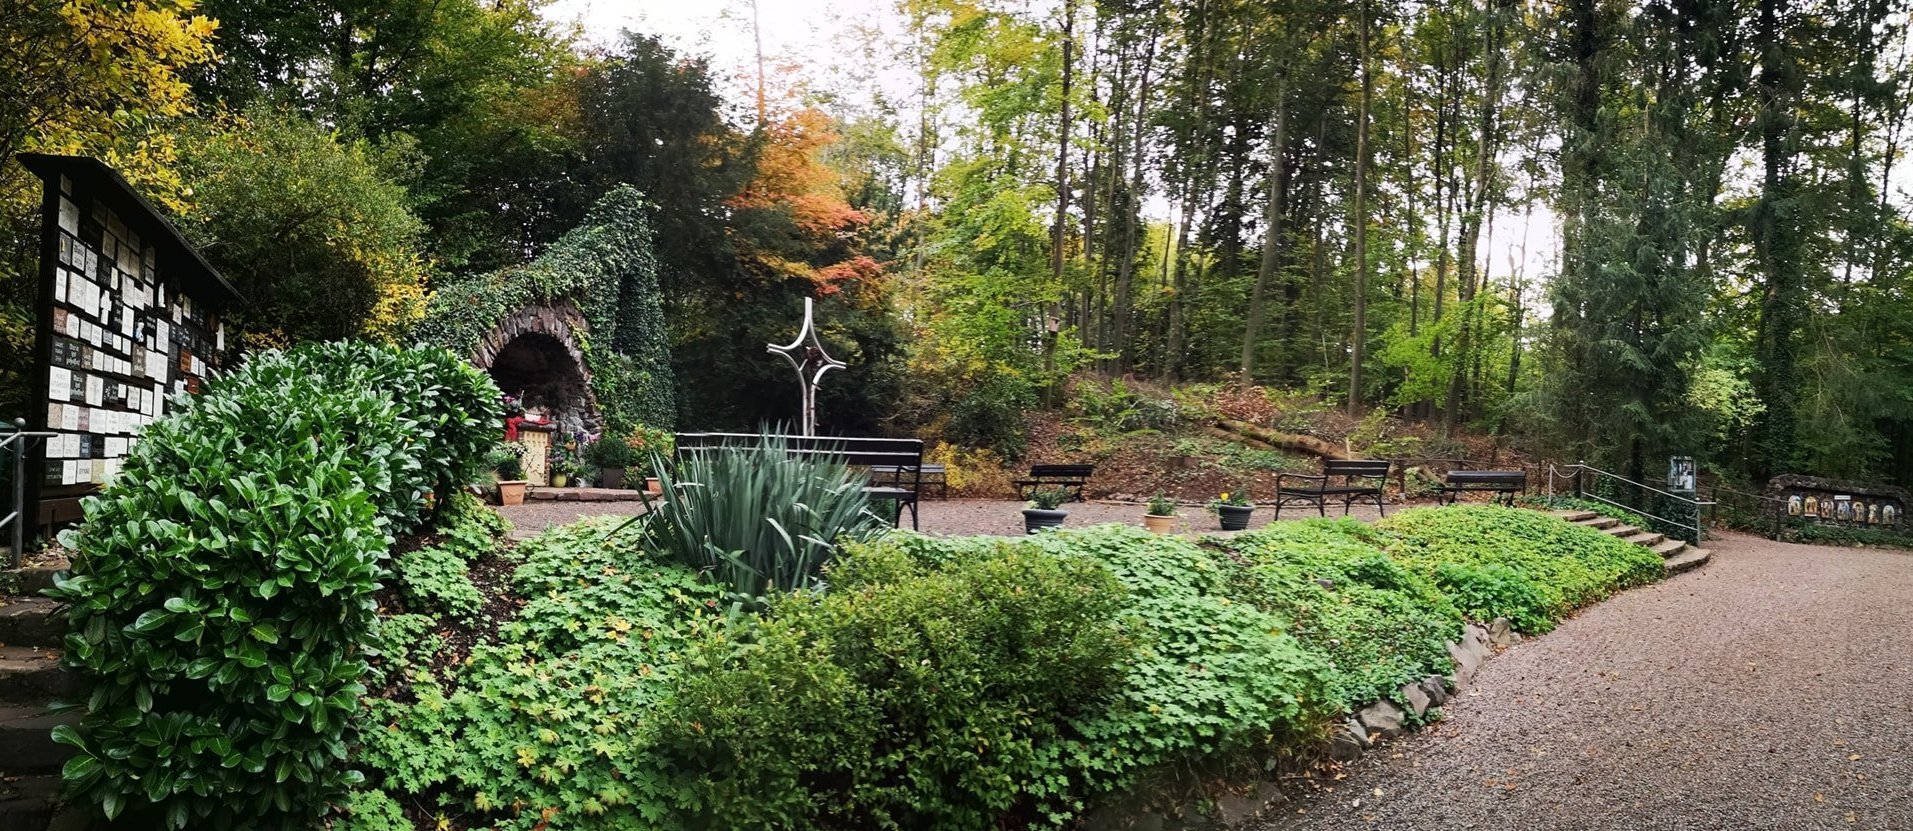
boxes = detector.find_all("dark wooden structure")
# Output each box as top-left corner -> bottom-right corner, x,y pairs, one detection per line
1274,459 -> 1392,518
16,154 -> 242,540
1014,464 -> 1095,502
1438,470 -> 1527,505
673,433 -> 926,529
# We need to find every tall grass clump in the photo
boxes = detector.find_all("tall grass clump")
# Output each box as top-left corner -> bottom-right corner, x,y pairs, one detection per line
640,434 -> 890,599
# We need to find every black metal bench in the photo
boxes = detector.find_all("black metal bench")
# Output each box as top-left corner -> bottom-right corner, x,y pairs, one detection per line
1275,459 -> 1392,519
1438,469 -> 1526,506
870,464 -> 946,499
1014,464 -> 1095,502
674,433 -> 926,529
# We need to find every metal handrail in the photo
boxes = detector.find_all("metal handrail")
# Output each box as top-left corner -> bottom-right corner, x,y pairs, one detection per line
2,420 -> 57,570
1545,462 -> 1715,544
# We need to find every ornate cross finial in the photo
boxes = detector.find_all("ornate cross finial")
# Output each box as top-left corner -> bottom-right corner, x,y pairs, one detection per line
767,297 -> 845,435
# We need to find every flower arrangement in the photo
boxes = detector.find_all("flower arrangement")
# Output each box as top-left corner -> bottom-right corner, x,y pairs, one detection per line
1207,491 -> 1253,512
550,433 -> 588,482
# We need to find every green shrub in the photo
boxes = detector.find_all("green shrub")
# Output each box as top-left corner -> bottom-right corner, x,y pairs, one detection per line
1376,505 -> 1663,633
642,434 -> 890,600
433,491 -> 510,559
46,342 -> 497,830
658,539 -> 1130,829
1216,520 -> 1462,707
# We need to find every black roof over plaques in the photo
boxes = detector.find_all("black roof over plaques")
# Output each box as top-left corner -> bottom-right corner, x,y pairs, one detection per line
16,152 -> 244,308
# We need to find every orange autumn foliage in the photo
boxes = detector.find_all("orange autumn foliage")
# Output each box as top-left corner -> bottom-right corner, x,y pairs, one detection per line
728,106 -> 877,295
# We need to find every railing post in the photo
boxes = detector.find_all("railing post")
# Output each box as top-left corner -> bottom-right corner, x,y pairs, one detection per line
10,430 -> 21,570
1573,461 -> 1584,499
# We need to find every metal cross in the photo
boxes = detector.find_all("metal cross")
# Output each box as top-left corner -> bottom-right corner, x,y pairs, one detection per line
767,297 -> 845,435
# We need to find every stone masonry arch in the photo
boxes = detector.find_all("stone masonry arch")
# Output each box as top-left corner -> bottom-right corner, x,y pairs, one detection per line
470,300 -> 602,436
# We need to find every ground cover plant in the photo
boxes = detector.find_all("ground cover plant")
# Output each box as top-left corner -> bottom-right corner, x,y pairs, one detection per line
345,503 -> 1663,830
1213,519 -> 1462,706
1376,505 -> 1665,633
47,343 -> 498,830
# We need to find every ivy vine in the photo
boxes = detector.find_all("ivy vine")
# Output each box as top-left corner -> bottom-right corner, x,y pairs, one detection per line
413,186 -> 676,431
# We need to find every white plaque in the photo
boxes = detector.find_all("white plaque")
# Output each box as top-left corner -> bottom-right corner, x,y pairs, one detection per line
106,437 -> 127,457
60,403 -> 79,431
48,367 -> 71,401
62,461 -> 78,485
85,375 -> 103,406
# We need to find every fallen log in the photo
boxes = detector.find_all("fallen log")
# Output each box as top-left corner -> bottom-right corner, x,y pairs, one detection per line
1210,419 -> 1355,461
1199,424 -> 1277,451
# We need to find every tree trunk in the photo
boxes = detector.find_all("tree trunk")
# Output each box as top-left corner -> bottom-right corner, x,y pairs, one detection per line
1241,80 -> 1290,379
1348,0 -> 1373,415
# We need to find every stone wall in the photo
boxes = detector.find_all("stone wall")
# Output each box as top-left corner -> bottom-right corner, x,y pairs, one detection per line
471,300 -> 603,436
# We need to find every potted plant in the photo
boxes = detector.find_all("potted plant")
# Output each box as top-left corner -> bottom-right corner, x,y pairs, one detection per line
549,437 -> 586,488
623,425 -> 675,495
1208,491 -> 1255,531
1144,494 -> 1179,534
585,435 -> 639,489
1023,487 -> 1072,534
491,442 -> 528,506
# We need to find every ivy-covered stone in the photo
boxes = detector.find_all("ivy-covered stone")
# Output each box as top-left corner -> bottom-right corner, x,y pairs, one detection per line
415,186 -> 676,432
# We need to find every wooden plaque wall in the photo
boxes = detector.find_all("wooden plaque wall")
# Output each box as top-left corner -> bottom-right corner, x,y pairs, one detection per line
18,154 -> 241,529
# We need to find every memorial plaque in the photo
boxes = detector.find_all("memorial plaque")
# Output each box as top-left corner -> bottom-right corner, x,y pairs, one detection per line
19,154 -> 243,535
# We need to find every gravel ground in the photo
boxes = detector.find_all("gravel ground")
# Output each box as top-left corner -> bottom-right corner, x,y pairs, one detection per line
1262,532 -> 1913,831
496,496 -> 1401,539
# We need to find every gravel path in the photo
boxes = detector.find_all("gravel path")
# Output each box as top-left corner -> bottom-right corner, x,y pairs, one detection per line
1263,532 -> 1913,831
497,496 -> 1396,539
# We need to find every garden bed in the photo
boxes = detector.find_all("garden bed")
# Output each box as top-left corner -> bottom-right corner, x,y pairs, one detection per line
342,504 -> 1663,831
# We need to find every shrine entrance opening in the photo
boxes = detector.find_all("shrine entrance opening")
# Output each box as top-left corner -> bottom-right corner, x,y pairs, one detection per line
482,330 -> 597,437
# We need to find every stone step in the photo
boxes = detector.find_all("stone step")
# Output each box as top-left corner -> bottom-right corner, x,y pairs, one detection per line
1622,531 -> 1666,547
1576,516 -> 1621,530
1665,548 -> 1711,575
1550,510 -> 1598,522
0,599 -> 64,649
0,706 -> 77,775
0,648 -> 71,703
2,561 -> 68,597
1602,524 -> 1641,538
0,774 -> 61,830
1651,538 -> 1688,558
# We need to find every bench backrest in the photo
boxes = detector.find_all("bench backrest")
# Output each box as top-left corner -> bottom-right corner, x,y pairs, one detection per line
1323,459 -> 1391,479
675,432 -> 924,469
1445,469 -> 1526,485
1027,464 -> 1095,479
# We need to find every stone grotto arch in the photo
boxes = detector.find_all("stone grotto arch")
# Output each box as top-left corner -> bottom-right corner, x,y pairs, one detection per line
470,300 -> 601,436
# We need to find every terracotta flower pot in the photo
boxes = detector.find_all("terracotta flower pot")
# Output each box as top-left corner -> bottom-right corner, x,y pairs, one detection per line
1143,513 -> 1177,534
645,477 -> 663,496
496,480 -> 528,506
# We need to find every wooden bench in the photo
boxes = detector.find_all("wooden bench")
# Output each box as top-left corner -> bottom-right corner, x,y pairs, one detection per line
674,433 -> 927,529
1438,469 -> 1526,506
1275,459 -> 1392,519
1014,464 -> 1095,502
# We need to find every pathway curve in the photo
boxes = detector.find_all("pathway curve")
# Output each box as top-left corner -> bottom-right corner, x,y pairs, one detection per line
1263,532 -> 1913,831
